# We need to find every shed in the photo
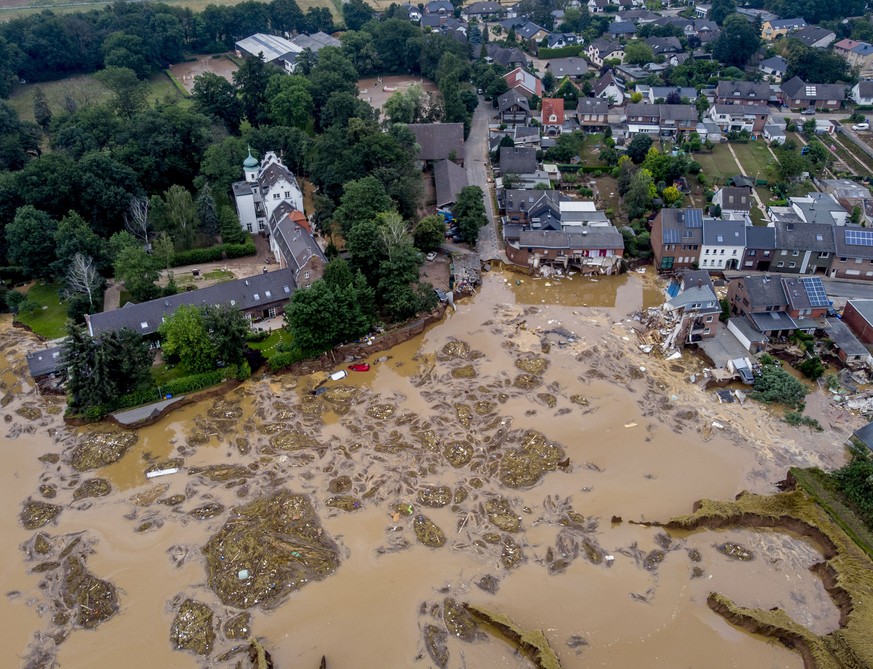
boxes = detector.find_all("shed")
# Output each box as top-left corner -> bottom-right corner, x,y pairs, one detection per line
26,345 -> 65,380
826,317 -> 870,365
851,421 -> 873,453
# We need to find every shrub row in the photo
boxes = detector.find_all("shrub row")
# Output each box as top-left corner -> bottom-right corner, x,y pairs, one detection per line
171,241 -> 256,267
114,366 -> 236,410
537,45 -> 584,59
268,348 -> 307,371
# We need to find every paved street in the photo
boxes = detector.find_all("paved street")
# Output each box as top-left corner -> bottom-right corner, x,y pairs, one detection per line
466,99 -> 501,262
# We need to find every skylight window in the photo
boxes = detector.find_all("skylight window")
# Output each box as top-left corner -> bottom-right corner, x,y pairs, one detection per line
140,321 -> 149,329
254,293 -> 260,301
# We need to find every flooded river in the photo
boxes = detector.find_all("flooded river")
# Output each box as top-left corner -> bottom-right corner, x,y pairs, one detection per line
0,271 -> 856,669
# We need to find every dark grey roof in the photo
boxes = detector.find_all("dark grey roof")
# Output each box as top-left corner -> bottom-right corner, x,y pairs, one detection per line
590,39 -> 623,56
834,225 -> 873,260
856,81 -> 873,98
760,55 -> 788,74
734,275 -> 787,309
792,26 -> 835,47
659,208 -> 705,244
407,123 -> 465,162
751,310 -> 798,332
290,31 -> 340,51
497,89 -> 530,114
547,57 -> 588,77
682,269 -> 715,290
745,225 -> 776,249
485,43 -> 528,68
271,215 -> 326,282
769,17 -> 806,29
703,220 -> 746,246
715,186 -> 752,212
434,158 -> 469,207
232,181 -> 253,197
499,146 -> 538,174
781,276 -> 816,311
26,345 -> 64,378
608,21 -> 637,35
87,269 -> 296,337
775,221 -> 835,253
852,421 -> 873,451
593,71 -> 625,96
644,36 -> 682,53
715,80 -> 771,101
848,300 -> 873,327
464,1 -> 505,14
575,98 -> 609,114
503,223 -> 523,242
516,21 -> 546,39
518,228 -> 624,250
781,76 -> 845,102
626,103 -> 697,121
501,188 -> 563,211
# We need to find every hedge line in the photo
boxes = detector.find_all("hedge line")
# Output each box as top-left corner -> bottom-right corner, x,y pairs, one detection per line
268,348 -> 307,371
171,241 -> 257,267
114,366 -> 237,410
537,45 -> 584,59
556,164 -> 611,174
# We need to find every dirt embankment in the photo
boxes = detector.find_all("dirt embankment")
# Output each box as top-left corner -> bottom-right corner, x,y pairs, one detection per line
661,490 -> 873,669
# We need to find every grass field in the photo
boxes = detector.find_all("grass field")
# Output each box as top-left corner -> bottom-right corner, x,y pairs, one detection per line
0,0 -> 339,21
8,71 -> 188,124
730,141 -> 776,180
248,328 -> 293,359
16,283 -> 68,340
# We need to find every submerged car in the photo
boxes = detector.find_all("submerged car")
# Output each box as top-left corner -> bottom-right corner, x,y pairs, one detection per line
348,363 -> 370,372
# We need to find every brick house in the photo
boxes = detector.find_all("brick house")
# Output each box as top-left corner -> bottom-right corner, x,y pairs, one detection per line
541,98 -> 565,136
830,227 -> 873,280
780,76 -> 845,111
842,300 -> 873,344
715,80 -> 772,106
651,208 -> 704,272
741,226 -> 776,271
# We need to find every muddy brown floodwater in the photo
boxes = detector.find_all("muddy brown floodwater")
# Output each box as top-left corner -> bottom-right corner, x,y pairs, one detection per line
0,271 -> 858,669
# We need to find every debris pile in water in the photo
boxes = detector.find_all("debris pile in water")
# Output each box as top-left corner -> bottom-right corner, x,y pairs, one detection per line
69,431 -> 138,471
20,498 -> 62,529
170,598 -> 215,656
202,490 -> 341,609
464,603 -> 562,669
716,542 -> 755,561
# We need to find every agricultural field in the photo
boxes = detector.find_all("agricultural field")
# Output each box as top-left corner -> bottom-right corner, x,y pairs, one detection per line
0,0 -> 339,21
169,55 -> 238,94
8,72 -> 188,124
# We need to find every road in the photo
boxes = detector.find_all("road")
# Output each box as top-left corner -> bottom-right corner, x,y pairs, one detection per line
466,98 -> 500,262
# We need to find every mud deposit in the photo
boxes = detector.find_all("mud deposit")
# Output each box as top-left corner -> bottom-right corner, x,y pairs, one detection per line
0,274 -> 861,669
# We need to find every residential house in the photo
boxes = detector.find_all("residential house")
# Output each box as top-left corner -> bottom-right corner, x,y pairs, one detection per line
791,25 -> 836,49
233,150 -> 304,234
503,66 -> 543,98
825,317 -> 869,367
760,17 -> 807,41
87,269 -> 300,337
693,3 -> 710,18
816,179 -> 872,224
715,80 -> 773,106
496,89 -> 531,126
574,98 -> 609,130
26,345 -> 65,384
773,221 -> 835,274
505,228 -> 625,272
516,21 -> 550,42
269,212 -> 326,287
712,186 -> 753,217
834,39 -> 873,71
593,71 -> 626,106
424,0 -> 454,16
588,0 -> 609,13
500,189 -> 564,226
699,220 -> 746,270
619,9 -> 660,24
708,104 -> 770,134
741,225 -> 776,271
461,1 -> 506,21
407,123 -> 466,163
851,81 -> 873,106
614,64 -> 650,82
396,4 -> 422,22
759,55 -> 788,83
587,39 -> 624,67
434,158 -> 469,208
789,192 -> 850,226
546,33 -> 581,49
546,57 -> 588,79
484,43 -> 529,68
727,275 -> 830,338
781,76 -> 845,111
651,208 -> 704,272
499,146 -> 538,176
689,19 -> 719,39
736,8 -> 778,23
852,421 -> 873,453
763,122 -> 787,144
636,85 -> 696,104
542,98 -> 565,136
608,21 -> 638,38
559,201 -> 611,230
624,103 -> 698,137
664,270 -> 722,344
842,300 -> 873,343
830,226 -> 873,280
644,36 -> 683,55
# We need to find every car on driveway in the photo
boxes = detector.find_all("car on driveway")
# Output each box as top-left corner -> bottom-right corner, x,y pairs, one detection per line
426,251 -> 437,262
853,122 -> 870,131
801,108 -> 816,116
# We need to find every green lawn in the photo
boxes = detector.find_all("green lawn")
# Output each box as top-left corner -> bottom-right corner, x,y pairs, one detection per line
248,329 -> 293,359
8,71 -> 187,124
16,282 -> 68,340
692,144 -> 740,185
175,268 -> 235,287
151,362 -> 189,386
730,141 -> 776,181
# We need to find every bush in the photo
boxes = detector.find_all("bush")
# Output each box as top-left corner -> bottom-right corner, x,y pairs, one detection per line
537,45 -> 584,58
268,348 -> 307,370
236,360 -> 251,381
246,329 -> 270,343
784,411 -> 823,431
749,365 -> 808,410
114,367 -> 235,410
798,355 -> 825,380
170,241 -> 256,267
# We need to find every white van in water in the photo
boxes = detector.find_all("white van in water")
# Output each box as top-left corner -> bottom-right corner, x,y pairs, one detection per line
330,370 -> 348,381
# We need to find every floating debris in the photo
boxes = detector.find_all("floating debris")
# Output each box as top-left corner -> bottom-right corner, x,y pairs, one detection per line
423,624 -> 449,668
413,514 -> 446,548
716,542 -> 755,561
189,503 -> 225,520
464,604 -> 561,669
325,496 -> 362,512
61,555 -> 119,629
485,497 -> 520,532
417,486 -> 452,508
443,597 -> 481,641
69,431 -> 138,471
20,499 -> 62,530
515,357 -> 549,375
498,431 -> 565,489
170,598 -> 215,656
72,478 -> 111,501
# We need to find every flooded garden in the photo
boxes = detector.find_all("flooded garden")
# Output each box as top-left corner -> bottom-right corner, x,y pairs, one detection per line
1,271 -> 868,669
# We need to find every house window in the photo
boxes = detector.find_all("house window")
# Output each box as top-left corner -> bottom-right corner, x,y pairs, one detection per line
705,316 -> 713,322
265,290 -> 272,298
781,250 -> 788,255
857,258 -> 864,264
792,250 -> 799,256
818,252 -> 829,258
720,249 -> 725,255
284,191 -> 291,198
254,293 -> 260,301
230,300 -> 236,306
304,272 -> 310,280
748,250 -> 756,256
788,262 -> 796,268
840,257 -> 848,262
273,193 -> 280,199
246,223 -> 252,232
777,261 -> 785,267
703,328 -> 711,334
764,251 -> 771,256
744,261 -> 753,267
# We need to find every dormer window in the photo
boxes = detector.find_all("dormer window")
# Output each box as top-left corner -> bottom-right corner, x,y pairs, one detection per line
254,293 -> 260,301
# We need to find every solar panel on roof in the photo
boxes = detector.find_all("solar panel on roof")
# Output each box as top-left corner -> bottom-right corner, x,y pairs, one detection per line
845,229 -> 873,246
663,229 -> 680,243
801,277 -> 829,308
684,209 -> 703,228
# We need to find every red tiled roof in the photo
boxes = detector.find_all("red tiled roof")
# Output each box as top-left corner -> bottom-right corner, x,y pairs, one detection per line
541,97 -> 565,125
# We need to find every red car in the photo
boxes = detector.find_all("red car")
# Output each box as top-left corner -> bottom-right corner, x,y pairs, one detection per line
348,363 -> 370,372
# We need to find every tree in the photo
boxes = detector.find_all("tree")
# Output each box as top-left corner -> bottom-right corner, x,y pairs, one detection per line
152,185 -> 197,250
377,211 -> 413,258
124,196 -> 151,245
65,253 -> 102,310
269,0 -> 304,33
267,74 -> 313,130
153,232 -> 175,271
0,101 -> 40,171
101,31 -> 150,79
785,41 -> 854,84
219,205 -> 248,244
452,186 -> 487,244
776,149 -> 808,180
662,185 -> 683,205
342,0 -> 373,30
383,85 -> 430,124
333,176 -> 395,237
627,134 -> 653,164
6,206 -> 58,278
233,55 -> 270,127
624,169 -> 654,219
413,215 -> 446,252
712,15 -> 761,68
711,0 -> 736,25
53,211 -> 108,277
32,87 -> 52,133
202,304 -> 249,367
159,305 -> 217,372
624,42 -> 654,66
192,72 -> 243,134
196,184 -> 219,237
749,364 -> 807,410
113,243 -> 160,303
94,67 -> 148,118
798,355 -> 825,381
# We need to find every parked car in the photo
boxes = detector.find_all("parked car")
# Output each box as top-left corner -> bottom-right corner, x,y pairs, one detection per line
801,108 -> 816,116
426,251 -> 437,262
853,122 -> 870,131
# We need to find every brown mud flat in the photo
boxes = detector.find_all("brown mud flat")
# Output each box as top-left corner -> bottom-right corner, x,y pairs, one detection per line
663,490 -> 873,669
